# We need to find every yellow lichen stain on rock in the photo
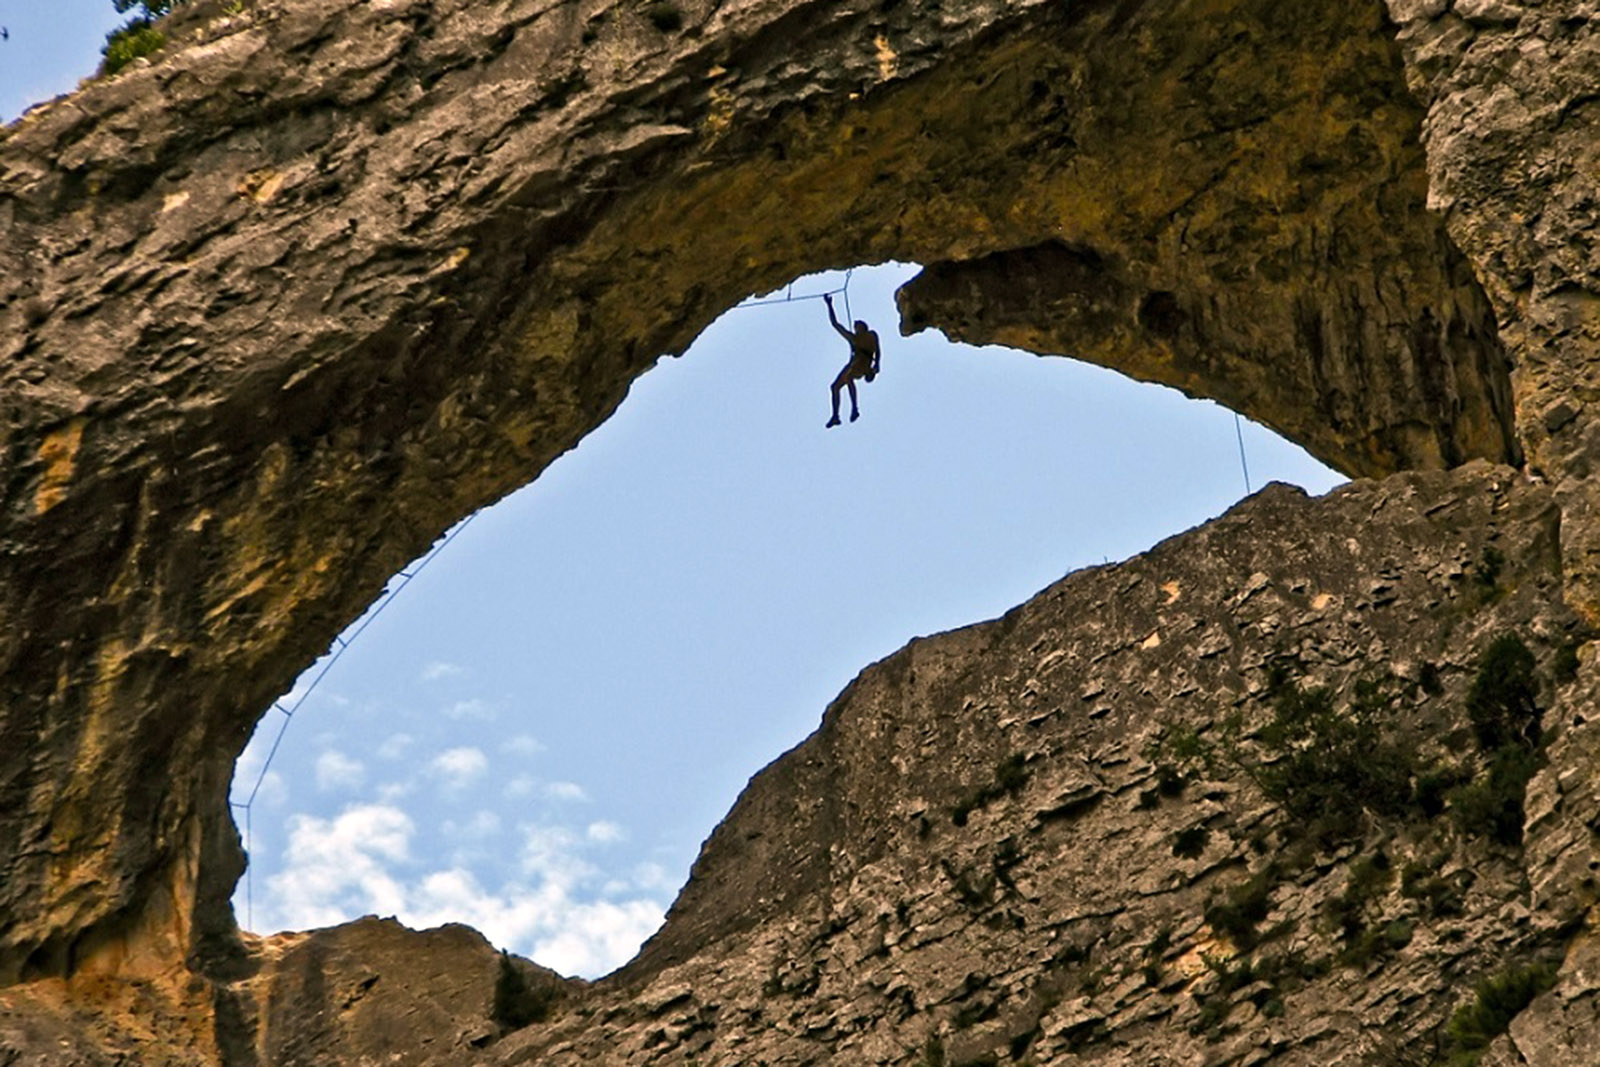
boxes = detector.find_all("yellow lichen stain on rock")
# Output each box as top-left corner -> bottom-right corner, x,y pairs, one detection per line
434,245 -> 471,274
705,85 -> 736,137
1161,580 -> 1182,604
874,34 -> 898,81
76,640 -> 133,785
1311,592 -> 1335,611
520,301 -> 582,359
236,168 -> 285,203
28,836 -> 219,1060
35,418 -> 86,515
160,190 -> 190,213
1141,631 -> 1162,650
500,413 -> 539,455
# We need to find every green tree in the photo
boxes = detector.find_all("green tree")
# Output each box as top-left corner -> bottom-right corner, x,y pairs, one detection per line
114,0 -> 182,17
102,0 -> 188,75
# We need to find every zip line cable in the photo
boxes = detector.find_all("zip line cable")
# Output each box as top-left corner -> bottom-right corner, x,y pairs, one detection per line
230,512 -> 477,929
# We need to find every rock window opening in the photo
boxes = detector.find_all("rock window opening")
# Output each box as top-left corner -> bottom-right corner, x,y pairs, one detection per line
228,262 -> 1344,979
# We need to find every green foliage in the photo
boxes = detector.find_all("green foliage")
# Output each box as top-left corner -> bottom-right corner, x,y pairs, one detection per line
1419,660 -> 1445,696
1471,544 -> 1506,603
1448,635 -> 1545,846
1400,861 -> 1465,918
1172,825 -> 1209,859
1444,962 -> 1558,1064
113,0 -> 180,15
1326,852 -> 1410,968
1466,634 -> 1541,751
102,22 -> 166,74
1552,640 -> 1581,685
1449,745 -> 1540,846
644,1 -> 683,31
492,951 -> 562,1030
1327,851 -> 1392,936
1154,637 -> 1550,852
1204,864 -> 1280,950
1189,953 -> 1287,1039
1340,918 -> 1413,970
1192,993 -> 1233,1037
1249,672 -> 1419,842
1415,763 -> 1467,818
951,753 -> 1030,826
1148,667 -> 1424,845
537,69 -> 589,111
103,0 -> 189,75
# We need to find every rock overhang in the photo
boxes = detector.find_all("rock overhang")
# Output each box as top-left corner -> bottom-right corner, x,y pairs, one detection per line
0,0 -> 1585,1057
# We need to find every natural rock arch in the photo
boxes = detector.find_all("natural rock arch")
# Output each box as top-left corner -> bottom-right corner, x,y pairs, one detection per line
10,0 -> 1597,1056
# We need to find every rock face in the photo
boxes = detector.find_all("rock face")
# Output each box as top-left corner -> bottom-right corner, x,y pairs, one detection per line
500,465 -> 1595,1066
1,0 -> 1598,1063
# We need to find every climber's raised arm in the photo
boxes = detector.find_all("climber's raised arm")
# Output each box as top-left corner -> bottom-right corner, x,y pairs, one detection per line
823,293 -> 853,342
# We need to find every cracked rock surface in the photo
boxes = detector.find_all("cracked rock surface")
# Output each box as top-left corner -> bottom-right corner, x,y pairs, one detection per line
3,0 -> 1600,1063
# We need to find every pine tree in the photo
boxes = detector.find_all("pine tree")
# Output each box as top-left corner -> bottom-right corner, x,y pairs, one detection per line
102,1 -> 187,75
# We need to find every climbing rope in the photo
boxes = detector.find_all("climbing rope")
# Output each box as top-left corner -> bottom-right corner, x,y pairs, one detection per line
1234,412 -> 1252,495
228,512 -> 477,930
226,268 -> 1256,930
730,267 -> 855,312
227,270 -> 856,929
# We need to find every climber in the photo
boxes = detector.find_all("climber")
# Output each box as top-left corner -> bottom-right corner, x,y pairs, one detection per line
823,292 -> 881,428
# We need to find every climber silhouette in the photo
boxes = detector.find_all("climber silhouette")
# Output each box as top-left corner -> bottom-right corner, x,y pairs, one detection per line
823,292 -> 880,428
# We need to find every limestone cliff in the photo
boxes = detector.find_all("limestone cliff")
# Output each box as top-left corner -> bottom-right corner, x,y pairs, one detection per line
1,0 -> 1599,1063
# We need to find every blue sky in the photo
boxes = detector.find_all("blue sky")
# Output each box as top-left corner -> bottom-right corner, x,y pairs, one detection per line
5,14 -> 1344,979
0,2 -> 127,122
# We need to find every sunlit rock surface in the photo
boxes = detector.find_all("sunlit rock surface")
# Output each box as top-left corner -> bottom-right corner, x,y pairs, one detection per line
1,0 -> 1599,1062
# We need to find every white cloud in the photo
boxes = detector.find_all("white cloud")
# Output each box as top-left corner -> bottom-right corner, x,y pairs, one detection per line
545,781 -> 589,803
261,804 -> 414,932
376,780 -> 414,803
504,775 -> 537,799
586,821 -> 624,844
532,899 -> 666,979
232,738 -> 289,809
421,661 -> 464,681
257,808 -> 667,979
631,862 -> 680,893
399,868 -> 663,977
444,810 -> 503,839
444,698 -> 495,721
252,770 -> 289,807
315,750 -> 366,792
431,746 -> 488,789
519,826 -> 594,891
503,734 -> 545,757
376,733 -> 414,760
